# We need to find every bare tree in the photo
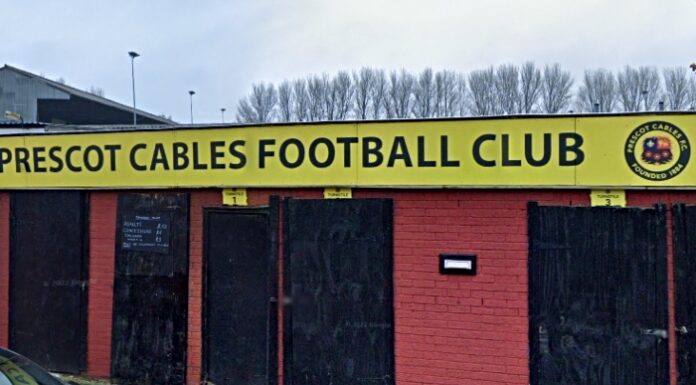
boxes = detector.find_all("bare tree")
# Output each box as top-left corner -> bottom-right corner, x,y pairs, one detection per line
306,75 -> 326,121
456,73 -> 467,117
576,69 -> 616,112
353,68 -> 374,120
277,80 -> 293,122
370,69 -> 387,119
687,76 -> 696,111
637,67 -> 661,111
333,71 -> 353,120
617,66 -> 662,112
663,67 -> 690,110
541,63 -> 573,113
617,66 -> 642,112
292,79 -> 309,122
236,82 -> 277,123
321,74 -> 337,121
468,67 -> 497,116
434,70 -> 459,117
385,70 -> 414,119
412,68 -> 435,118
519,62 -> 542,113
495,64 -> 519,115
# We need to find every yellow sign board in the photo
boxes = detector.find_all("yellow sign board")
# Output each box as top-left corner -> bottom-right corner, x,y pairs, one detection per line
222,188 -> 248,206
0,115 -> 694,188
590,190 -> 627,207
324,187 -> 352,199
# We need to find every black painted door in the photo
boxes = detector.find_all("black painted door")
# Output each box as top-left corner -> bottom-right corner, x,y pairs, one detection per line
672,204 -> 696,385
528,203 -> 669,385
111,193 -> 189,385
283,198 -> 394,385
9,191 -> 88,373
203,203 -> 278,385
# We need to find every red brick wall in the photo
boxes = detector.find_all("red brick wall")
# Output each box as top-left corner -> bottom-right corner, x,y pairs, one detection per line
355,189 -> 589,385
12,188 -> 691,385
186,190 -> 220,385
0,193 -> 8,347
87,192 -> 117,376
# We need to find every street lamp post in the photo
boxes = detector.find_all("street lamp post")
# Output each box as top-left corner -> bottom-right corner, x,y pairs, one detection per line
188,90 -> 196,124
221,108 -> 226,123
128,51 -> 140,127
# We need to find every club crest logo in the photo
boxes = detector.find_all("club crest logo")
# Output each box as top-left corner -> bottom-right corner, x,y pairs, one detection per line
625,121 -> 690,181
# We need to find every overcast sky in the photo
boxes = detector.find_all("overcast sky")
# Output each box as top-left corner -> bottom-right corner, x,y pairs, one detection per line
2,0 -> 695,123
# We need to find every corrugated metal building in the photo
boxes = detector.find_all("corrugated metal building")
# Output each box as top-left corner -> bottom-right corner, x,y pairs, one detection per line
0,65 -> 173,125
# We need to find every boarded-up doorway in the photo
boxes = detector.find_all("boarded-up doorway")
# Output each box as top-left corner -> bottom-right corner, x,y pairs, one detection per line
9,191 -> 88,373
111,193 -> 189,385
528,203 -> 669,385
672,204 -> 696,385
202,201 -> 278,385
283,198 -> 394,385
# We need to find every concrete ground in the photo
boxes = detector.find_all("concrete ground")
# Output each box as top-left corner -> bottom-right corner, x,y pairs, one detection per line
53,374 -> 112,385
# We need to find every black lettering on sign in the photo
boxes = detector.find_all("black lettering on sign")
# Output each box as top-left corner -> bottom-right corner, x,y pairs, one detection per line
173,142 -> 190,170
0,148 -> 11,172
32,147 -> 47,173
387,136 -> 413,167
418,136 -> 436,167
440,135 -> 460,167
337,137 -> 358,167
150,143 -> 170,171
210,141 -> 226,170
280,138 -> 305,168
121,215 -> 171,254
559,133 -> 585,166
104,144 -> 121,171
473,134 -> 496,167
49,146 -> 64,172
228,140 -> 246,169
130,144 -> 147,171
363,137 -> 384,167
259,139 -> 275,168
15,147 -> 30,172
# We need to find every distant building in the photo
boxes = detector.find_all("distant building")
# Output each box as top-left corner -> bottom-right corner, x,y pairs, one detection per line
0,64 -> 174,125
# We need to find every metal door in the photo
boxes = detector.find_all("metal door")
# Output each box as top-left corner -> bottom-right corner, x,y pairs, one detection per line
528,203 -> 669,385
202,202 -> 278,385
672,204 -> 696,384
111,193 -> 189,385
283,198 -> 394,385
9,191 -> 88,373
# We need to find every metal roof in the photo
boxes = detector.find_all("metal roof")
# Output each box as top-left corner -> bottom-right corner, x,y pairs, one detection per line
0,64 -> 176,125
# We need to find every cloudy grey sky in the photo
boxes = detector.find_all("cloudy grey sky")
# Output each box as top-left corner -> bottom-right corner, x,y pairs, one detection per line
2,0 -> 694,123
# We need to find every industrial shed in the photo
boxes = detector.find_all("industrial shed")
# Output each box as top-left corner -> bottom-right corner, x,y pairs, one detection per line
0,65 -> 174,125
0,113 -> 694,385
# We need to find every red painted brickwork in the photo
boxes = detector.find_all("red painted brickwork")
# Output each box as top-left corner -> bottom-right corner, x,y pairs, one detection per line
87,192 -> 118,376
186,190 -> 220,385
49,188 -> 696,385
0,193 -> 9,347
356,189 -> 590,385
